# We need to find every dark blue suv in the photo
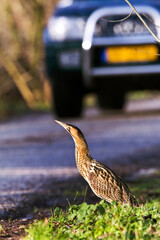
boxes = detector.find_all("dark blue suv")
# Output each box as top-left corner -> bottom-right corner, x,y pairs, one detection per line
43,0 -> 160,117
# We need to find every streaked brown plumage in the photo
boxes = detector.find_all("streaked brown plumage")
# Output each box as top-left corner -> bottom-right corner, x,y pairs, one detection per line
55,120 -> 138,207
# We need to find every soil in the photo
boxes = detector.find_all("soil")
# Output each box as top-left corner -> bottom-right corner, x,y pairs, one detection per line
0,208 -> 53,240
0,177 -> 99,240
0,218 -> 32,240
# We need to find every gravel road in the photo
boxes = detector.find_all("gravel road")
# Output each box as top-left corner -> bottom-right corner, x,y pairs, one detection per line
0,98 -> 160,218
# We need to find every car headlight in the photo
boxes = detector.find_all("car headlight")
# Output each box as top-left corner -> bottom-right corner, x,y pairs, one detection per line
47,16 -> 86,41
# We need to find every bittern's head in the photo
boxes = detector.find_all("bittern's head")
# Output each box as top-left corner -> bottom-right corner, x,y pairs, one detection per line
55,120 -> 84,141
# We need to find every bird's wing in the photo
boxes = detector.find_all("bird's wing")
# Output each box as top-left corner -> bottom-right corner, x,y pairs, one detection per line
87,160 -> 131,204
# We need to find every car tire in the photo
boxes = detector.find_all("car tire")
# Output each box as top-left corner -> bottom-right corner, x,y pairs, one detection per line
52,77 -> 83,118
97,90 -> 125,109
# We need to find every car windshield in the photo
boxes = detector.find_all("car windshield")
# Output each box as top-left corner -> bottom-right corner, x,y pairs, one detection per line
74,0 -> 112,1
74,0 -> 160,1
75,0 -> 113,1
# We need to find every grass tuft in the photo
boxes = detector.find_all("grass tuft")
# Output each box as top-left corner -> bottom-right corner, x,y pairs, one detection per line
24,175 -> 160,239
24,200 -> 160,240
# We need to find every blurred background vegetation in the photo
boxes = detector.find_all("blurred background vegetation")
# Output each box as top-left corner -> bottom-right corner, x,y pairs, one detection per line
0,0 -> 59,118
0,0 -> 159,118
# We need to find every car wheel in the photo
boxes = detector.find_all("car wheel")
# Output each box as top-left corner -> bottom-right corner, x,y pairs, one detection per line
52,77 -> 83,118
97,90 -> 125,109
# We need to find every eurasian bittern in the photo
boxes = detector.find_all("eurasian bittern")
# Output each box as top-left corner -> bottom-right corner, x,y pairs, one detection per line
55,120 -> 138,207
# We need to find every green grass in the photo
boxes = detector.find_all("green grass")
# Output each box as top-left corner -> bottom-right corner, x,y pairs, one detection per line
0,100 -> 51,119
24,175 -> 160,240
127,90 -> 160,101
24,200 -> 160,240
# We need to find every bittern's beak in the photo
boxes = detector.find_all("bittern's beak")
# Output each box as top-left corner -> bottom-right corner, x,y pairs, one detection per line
55,120 -> 68,130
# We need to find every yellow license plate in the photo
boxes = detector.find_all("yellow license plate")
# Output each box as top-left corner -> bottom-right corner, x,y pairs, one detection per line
106,45 -> 158,63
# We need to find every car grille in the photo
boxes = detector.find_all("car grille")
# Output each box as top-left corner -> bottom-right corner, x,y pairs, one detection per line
94,14 -> 157,37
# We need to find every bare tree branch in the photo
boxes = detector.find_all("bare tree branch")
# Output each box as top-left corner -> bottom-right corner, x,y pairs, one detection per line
125,0 -> 160,43
101,10 -> 133,22
0,49 -> 36,108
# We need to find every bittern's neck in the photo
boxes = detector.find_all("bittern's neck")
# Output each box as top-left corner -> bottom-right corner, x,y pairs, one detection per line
73,136 -> 91,161
72,135 -> 91,181
76,137 -> 89,152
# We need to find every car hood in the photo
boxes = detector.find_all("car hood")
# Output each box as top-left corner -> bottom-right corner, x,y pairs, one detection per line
55,0 -> 160,17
